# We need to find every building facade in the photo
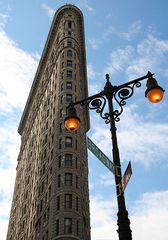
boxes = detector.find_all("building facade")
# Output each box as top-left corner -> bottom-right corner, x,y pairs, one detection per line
7,5 -> 90,240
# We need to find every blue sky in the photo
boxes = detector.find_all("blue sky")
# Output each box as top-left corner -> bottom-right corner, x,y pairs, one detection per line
0,0 -> 168,239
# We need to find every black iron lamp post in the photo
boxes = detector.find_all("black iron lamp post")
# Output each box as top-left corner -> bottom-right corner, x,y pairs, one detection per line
64,71 -> 164,240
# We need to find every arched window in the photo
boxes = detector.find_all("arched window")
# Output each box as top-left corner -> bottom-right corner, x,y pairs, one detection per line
67,49 -> 72,57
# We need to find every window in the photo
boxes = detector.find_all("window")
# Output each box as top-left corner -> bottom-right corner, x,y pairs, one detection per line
76,176 -> 78,188
57,196 -> 60,210
45,193 -> 48,204
59,139 -> 62,149
67,60 -> 72,67
67,41 -> 72,46
42,181 -> 44,192
46,230 -> 49,240
45,134 -> 47,143
76,221 -> 79,236
60,123 -> 62,133
58,175 -> 61,187
49,185 -> 51,198
65,173 -> 72,186
64,194 -> 72,208
68,21 -> 72,28
60,109 -> 63,117
44,149 -> 47,158
67,50 -> 72,57
47,207 -> 50,220
62,51 -> 64,58
64,218 -> 72,234
61,72 -> 64,79
66,94 -> 72,103
43,212 -> 46,225
58,156 -> 61,168
62,62 -> 64,68
56,219 -> 59,235
76,197 -> 79,211
61,95 -> 63,104
76,157 -> 78,168
68,31 -> 71,36
40,199 -> 43,212
43,164 -> 46,174
52,134 -> 54,143
66,82 -> 72,90
47,109 -> 49,117
65,137 -> 72,147
67,70 -> 72,78
51,149 -> 53,159
65,154 -> 72,166
61,83 -> 63,91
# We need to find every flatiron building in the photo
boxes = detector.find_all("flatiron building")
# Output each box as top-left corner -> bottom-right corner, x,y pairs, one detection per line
7,4 -> 90,240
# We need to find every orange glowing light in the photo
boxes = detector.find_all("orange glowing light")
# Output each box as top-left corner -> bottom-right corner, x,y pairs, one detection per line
65,117 -> 80,131
147,88 -> 164,103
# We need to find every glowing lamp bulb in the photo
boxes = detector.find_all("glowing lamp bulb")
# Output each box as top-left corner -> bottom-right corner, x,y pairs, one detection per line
146,88 -> 164,103
65,117 -> 80,132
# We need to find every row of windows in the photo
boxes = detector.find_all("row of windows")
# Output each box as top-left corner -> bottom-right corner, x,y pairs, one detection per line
37,186 -> 51,215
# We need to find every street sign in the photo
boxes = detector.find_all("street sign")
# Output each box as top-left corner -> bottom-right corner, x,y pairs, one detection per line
87,137 -> 115,174
121,161 -> 132,192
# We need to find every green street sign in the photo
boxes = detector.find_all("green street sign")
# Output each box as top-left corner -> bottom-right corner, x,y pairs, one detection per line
87,137 -> 115,174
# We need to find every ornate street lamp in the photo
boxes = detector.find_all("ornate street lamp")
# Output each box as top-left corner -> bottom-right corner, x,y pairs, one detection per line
64,71 -> 164,240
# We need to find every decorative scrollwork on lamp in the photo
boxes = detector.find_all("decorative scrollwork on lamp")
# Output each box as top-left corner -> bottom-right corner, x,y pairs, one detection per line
113,81 -> 141,121
86,96 -> 110,124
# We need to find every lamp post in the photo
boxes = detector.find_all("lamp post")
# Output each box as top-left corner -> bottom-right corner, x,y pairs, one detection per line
64,71 -> 164,240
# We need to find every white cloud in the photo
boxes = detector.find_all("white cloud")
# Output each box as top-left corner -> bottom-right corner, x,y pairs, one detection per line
87,64 -> 102,95
126,34 -> 168,77
104,33 -> 168,79
80,0 -> 95,14
119,21 -> 142,41
90,190 -> 168,240
131,191 -> 168,240
90,195 -> 118,240
0,25 -> 38,112
89,104 -> 168,167
98,172 -> 115,187
0,13 -> 9,28
88,21 -> 141,50
105,45 -> 134,76
42,3 -> 55,20
88,38 -> 100,49
0,200 -> 12,240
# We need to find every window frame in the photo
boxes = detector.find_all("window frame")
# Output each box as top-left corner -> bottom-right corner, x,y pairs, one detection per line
64,218 -> 72,234
65,154 -> 72,166
64,194 -> 72,209
65,137 -> 72,148
65,173 -> 72,186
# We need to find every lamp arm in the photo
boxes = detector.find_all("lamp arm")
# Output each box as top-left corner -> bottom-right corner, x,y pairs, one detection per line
70,91 -> 105,107
114,71 -> 154,92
